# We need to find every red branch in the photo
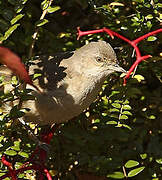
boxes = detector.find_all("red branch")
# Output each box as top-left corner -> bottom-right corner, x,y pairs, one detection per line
0,124 -> 60,180
77,27 -> 162,85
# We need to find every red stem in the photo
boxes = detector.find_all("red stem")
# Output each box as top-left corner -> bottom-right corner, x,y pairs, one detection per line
77,27 -> 104,40
77,27 -> 162,84
133,28 -> 162,44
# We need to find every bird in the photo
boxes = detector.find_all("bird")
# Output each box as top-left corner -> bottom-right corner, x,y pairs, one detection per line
0,41 -> 126,125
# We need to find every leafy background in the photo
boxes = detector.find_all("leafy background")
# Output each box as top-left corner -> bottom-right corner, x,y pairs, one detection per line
0,0 -> 162,179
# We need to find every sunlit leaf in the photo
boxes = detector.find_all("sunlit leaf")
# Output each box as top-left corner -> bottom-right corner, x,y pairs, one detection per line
18,151 -> 29,158
11,14 -> 24,25
123,105 -> 132,110
133,74 -> 145,82
106,121 -> 118,125
156,158 -> 162,164
109,108 -> 120,112
112,103 -> 121,109
47,6 -> 60,13
4,24 -> 20,40
120,115 -> 128,120
110,2 -> 124,6
122,111 -> 132,116
128,167 -> 145,177
140,153 -> 147,159
147,36 -> 157,41
35,19 -> 49,27
145,14 -> 153,20
4,150 -> 17,156
125,160 -> 139,168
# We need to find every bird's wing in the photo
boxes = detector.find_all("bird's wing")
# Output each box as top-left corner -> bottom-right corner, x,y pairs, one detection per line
29,51 -> 74,91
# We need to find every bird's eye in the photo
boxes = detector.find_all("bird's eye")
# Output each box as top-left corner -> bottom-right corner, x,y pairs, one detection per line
96,56 -> 102,63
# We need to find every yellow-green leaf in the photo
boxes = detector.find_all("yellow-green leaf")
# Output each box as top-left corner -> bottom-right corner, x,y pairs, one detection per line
35,19 -> 48,27
140,153 -> 147,159
4,24 -> 20,40
156,158 -> 162,164
128,167 -> 145,177
125,160 -> 139,168
4,150 -> 17,156
106,121 -> 118,125
123,105 -> 131,110
120,115 -> 128,120
110,2 -> 124,6
133,74 -> 145,82
112,103 -> 121,109
11,14 -> 24,25
122,111 -> 132,116
18,151 -> 29,158
147,36 -> 157,41
47,6 -> 60,13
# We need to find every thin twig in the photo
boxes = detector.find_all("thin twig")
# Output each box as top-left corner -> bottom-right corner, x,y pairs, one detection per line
28,0 -> 54,59
122,166 -> 127,179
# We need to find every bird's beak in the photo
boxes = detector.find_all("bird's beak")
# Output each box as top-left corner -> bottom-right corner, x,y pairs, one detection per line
113,64 -> 126,73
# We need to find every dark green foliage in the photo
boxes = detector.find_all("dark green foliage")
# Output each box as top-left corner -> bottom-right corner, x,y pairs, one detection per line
0,0 -> 161,179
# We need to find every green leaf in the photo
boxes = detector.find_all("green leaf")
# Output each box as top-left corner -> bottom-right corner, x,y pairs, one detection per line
33,73 -> 42,80
11,141 -> 20,151
0,173 -> 6,177
41,0 -> 49,10
120,115 -> 128,120
148,115 -> 156,120
106,121 -> 118,125
112,103 -> 121,109
18,151 -> 29,158
128,167 -> 145,177
133,74 -> 145,82
140,153 -> 147,159
156,3 -> 162,8
123,100 -> 129,104
0,136 -> 4,142
123,105 -> 131,110
47,6 -> 60,13
125,160 -> 139,168
0,143 -> 3,148
109,108 -> 120,112
147,36 -> 157,41
35,19 -> 49,27
146,21 -> 152,29
11,14 -> 24,25
11,145 -> 20,151
107,171 -> 124,179
15,162 -> 23,169
156,158 -> 162,164
4,24 -> 20,40
18,173 -> 25,178
122,111 -> 132,116
4,150 -> 17,156
15,4 -> 24,13
22,0 -> 28,4
122,124 -> 132,130
145,14 -> 153,19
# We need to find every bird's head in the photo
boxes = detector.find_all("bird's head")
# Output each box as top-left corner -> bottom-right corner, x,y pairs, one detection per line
75,41 -> 126,76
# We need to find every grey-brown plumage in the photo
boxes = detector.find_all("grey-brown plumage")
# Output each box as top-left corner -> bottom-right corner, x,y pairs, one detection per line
1,41 -> 125,125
